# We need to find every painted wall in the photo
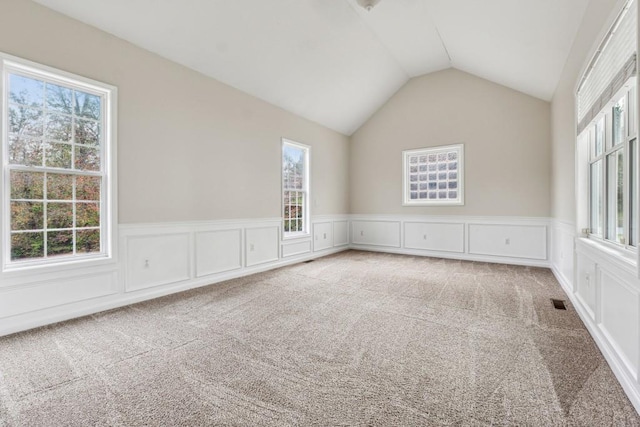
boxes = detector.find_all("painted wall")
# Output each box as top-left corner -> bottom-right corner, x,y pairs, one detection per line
349,68 -> 551,217
0,0 -> 350,224
550,0 -> 620,223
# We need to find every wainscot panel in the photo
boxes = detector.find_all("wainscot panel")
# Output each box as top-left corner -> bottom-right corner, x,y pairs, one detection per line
468,224 -> 547,260
0,271 -> 117,319
313,222 -> 333,252
351,220 -> 401,248
126,233 -> 191,292
245,227 -> 280,267
333,220 -> 349,247
195,229 -> 242,277
404,222 -> 464,253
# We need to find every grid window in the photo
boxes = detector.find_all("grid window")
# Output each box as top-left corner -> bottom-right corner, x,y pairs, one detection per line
403,144 -> 464,206
282,140 -> 309,237
2,57 -> 114,268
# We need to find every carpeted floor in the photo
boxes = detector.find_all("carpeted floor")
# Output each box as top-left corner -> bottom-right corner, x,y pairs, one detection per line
0,250 -> 639,426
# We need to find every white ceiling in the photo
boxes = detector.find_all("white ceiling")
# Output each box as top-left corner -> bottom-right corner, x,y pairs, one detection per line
33,0 -> 590,135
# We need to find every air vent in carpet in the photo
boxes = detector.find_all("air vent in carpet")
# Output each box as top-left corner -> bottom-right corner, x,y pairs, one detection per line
303,260 -> 314,263
551,299 -> 567,310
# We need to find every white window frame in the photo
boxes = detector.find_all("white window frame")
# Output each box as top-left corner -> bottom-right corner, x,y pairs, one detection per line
585,80 -> 637,252
0,53 -> 117,273
402,144 -> 464,206
281,138 -> 310,240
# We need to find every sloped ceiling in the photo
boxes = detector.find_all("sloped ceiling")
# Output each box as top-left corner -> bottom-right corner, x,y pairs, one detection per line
33,0 -> 590,135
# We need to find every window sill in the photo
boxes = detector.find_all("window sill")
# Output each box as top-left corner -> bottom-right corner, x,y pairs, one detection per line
577,237 -> 637,274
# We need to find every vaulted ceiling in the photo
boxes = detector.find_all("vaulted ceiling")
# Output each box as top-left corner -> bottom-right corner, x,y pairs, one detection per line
34,0 -> 590,135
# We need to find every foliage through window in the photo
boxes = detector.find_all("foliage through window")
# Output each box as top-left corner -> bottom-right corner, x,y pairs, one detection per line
282,140 -> 309,237
403,144 -> 464,206
585,82 -> 637,248
2,57 -> 114,268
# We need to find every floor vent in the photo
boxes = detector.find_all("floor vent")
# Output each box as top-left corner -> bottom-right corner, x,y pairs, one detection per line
303,260 -> 314,264
551,299 -> 567,310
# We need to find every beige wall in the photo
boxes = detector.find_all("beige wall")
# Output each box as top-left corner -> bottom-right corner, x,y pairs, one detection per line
550,0 -> 620,223
349,68 -> 551,217
0,0 -> 349,223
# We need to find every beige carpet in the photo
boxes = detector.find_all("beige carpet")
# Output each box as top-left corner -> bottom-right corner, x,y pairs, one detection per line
0,250 -> 639,426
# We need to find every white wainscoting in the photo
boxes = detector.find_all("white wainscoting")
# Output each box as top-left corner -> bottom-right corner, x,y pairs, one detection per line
126,233 -> 191,292
350,215 -> 550,266
313,222 -> 333,252
551,222 -> 640,414
195,229 -> 242,277
0,215 -> 349,337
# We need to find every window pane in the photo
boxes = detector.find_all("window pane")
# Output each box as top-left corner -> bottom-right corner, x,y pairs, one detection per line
11,202 -> 43,230
9,74 -> 44,107
75,118 -> 100,146
9,135 -> 42,166
612,97 -> 626,146
74,146 -> 101,171
76,202 -> 100,227
594,117 -> 604,158
76,229 -> 100,253
10,171 -> 44,200
45,142 -> 72,168
607,150 -> 624,243
590,160 -> 603,236
11,232 -> 44,260
47,202 -> 73,229
47,173 -> 73,200
283,144 -> 305,190
9,104 -> 43,138
45,113 -> 72,142
47,230 -> 73,257
631,139 -> 637,246
45,82 -> 73,114
76,176 -> 101,201
74,90 -> 101,120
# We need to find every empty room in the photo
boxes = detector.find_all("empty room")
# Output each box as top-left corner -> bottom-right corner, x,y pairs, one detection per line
1,0 -> 640,425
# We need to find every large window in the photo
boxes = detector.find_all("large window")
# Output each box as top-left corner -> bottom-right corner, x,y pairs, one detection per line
1,55 -> 116,269
402,144 -> 464,206
282,139 -> 309,238
586,82 -> 637,248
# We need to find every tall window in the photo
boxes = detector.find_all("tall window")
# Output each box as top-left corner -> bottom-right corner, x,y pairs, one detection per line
586,83 -> 637,248
2,56 -> 115,269
282,139 -> 309,237
402,144 -> 464,206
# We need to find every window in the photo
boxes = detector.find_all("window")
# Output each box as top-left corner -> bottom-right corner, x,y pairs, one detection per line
585,82 -> 637,248
282,139 -> 309,237
402,144 -> 464,206
1,55 -> 116,269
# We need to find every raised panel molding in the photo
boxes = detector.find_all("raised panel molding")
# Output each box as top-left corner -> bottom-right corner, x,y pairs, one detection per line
196,229 -> 242,277
0,271 -> 117,319
404,222 -> 464,253
351,220 -> 401,248
282,240 -> 312,258
245,227 -> 280,267
599,268 -> 639,378
333,220 -> 349,247
313,222 -> 333,252
126,233 -> 191,292
468,224 -> 547,260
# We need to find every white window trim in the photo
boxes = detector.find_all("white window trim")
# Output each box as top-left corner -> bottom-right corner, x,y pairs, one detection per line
0,52 -> 118,274
584,80 -> 637,254
402,144 -> 464,206
281,138 -> 310,240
